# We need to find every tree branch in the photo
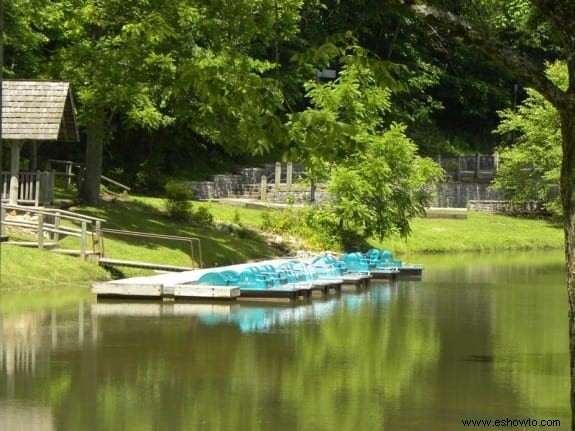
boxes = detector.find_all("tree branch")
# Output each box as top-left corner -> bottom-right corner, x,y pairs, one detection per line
531,0 -> 575,91
384,0 -> 567,110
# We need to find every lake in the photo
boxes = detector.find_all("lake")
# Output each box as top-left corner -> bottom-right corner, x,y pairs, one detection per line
0,251 -> 570,430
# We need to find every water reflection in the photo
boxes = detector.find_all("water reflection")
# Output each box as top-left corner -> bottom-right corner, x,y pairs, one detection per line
0,402 -> 55,431
91,287 -> 393,335
0,251 -> 570,430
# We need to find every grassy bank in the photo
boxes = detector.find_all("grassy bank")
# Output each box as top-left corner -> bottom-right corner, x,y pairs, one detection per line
0,197 -> 565,289
374,211 -> 564,255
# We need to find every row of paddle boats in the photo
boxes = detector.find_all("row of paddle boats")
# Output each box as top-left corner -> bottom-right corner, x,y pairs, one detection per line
341,249 -> 423,279
195,249 -> 421,298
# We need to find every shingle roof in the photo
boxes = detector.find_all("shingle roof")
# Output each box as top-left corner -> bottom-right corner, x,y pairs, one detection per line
2,80 -> 79,142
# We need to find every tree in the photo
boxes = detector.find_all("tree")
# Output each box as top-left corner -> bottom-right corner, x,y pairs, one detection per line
18,0 -> 306,203
327,123 -> 442,241
492,61 -> 564,217
44,0 -> 185,204
287,41 -> 441,242
297,0 -> 518,155
380,1 -> 575,427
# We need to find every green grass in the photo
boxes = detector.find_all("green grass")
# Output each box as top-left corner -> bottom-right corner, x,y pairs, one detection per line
131,195 -> 267,227
0,196 -> 565,290
374,211 -> 564,255
67,197 -> 279,270
1,246 -> 110,289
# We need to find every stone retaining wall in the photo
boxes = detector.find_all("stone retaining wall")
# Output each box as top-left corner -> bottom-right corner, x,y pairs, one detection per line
468,200 -> 543,215
435,182 -> 502,208
183,163 -> 512,210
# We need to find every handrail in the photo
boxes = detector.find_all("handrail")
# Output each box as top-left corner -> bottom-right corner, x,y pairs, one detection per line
2,203 -> 106,224
101,175 -> 131,192
46,159 -> 130,196
1,204 -> 105,258
46,159 -> 86,167
2,218 -> 87,239
99,228 -> 202,269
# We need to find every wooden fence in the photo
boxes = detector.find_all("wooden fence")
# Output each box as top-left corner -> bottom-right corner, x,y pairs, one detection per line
1,204 -> 202,268
46,159 -> 131,199
0,171 -> 55,206
1,203 -> 105,259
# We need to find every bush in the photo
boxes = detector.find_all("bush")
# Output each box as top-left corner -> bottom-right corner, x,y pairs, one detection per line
190,205 -> 215,227
260,205 -> 359,252
164,181 -> 193,221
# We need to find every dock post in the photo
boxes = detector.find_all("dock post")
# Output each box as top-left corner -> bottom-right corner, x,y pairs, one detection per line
0,207 -> 5,238
37,214 -> 44,249
53,212 -> 61,241
80,221 -> 87,260
287,162 -> 293,188
93,220 -> 101,255
275,162 -> 281,190
260,175 -> 267,201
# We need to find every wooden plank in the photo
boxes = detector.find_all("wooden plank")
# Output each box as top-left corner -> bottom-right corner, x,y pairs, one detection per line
98,258 -> 195,272
370,270 -> 398,281
92,282 -> 163,298
172,284 -> 240,299
239,287 -> 307,300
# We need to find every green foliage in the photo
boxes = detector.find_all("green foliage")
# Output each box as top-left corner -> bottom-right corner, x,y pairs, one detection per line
189,205 -> 215,228
288,45 -> 442,242
286,42 -> 397,183
261,207 -> 343,251
327,123 -> 443,240
492,61 -> 564,217
1,247 -> 110,289
164,181 -> 193,221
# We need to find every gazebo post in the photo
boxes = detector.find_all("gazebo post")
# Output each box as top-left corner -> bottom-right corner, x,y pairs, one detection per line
9,140 -> 21,204
29,140 -> 39,171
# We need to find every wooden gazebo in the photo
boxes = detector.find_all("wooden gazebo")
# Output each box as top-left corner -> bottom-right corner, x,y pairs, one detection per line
1,80 -> 79,205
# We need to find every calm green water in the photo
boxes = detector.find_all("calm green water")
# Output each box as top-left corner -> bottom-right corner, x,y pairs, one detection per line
0,251 -> 570,430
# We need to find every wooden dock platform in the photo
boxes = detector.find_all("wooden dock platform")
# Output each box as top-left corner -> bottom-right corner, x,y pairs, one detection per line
91,258 -> 375,301
92,279 -> 241,300
340,273 -> 372,290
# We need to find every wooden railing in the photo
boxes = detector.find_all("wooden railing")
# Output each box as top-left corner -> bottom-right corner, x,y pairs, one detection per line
46,159 -> 131,198
101,175 -> 131,199
0,171 -> 55,206
99,228 -> 202,270
0,204 -> 106,259
1,204 -> 203,269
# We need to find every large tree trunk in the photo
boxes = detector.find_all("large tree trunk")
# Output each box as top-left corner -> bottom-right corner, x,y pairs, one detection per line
560,110 -> 575,431
81,112 -> 105,205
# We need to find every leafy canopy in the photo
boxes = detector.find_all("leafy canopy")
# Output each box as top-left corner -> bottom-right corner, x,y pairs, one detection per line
492,61 -> 564,217
287,41 -> 442,241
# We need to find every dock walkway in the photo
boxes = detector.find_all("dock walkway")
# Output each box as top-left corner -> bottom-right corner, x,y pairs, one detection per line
92,258 -> 370,301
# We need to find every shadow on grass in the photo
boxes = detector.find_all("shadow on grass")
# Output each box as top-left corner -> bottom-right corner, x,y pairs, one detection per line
72,200 -> 280,267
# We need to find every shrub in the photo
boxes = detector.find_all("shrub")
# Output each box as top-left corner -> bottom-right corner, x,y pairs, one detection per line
164,181 -> 193,221
190,205 -> 215,227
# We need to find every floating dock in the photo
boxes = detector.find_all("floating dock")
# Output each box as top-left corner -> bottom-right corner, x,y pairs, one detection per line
92,258 -> 369,301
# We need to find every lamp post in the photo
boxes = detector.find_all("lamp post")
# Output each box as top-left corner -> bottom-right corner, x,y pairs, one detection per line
316,69 -> 337,80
